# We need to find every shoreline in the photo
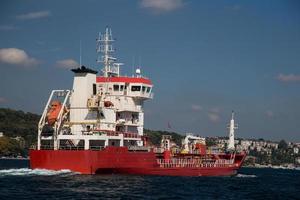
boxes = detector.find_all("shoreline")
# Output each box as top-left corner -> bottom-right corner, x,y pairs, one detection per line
243,165 -> 300,170
0,157 -> 29,160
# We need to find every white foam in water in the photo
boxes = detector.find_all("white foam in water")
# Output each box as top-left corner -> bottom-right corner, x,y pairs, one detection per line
236,174 -> 257,178
0,168 -> 78,176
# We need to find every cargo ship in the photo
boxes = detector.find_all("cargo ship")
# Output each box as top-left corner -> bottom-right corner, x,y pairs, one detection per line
30,27 -> 246,176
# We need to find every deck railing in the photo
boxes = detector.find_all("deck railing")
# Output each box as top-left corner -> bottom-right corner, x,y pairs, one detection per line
89,146 -> 105,151
37,145 -> 106,151
39,145 -> 54,150
128,146 -> 150,151
157,158 -> 235,168
59,146 -> 84,150
82,130 -> 141,139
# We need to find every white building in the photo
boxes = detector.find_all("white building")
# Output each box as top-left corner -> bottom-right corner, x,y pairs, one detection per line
293,147 -> 299,154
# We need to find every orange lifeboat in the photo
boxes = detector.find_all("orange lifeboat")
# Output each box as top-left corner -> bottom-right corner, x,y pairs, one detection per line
46,100 -> 62,126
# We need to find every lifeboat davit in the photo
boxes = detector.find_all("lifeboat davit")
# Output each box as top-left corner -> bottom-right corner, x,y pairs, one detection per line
47,100 -> 62,126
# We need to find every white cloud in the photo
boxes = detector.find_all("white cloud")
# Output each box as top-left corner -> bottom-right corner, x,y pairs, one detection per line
56,59 -> 79,69
191,104 -> 202,112
210,107 -> 220,113
0,48 -> 39,67
266,110 -> 274,118
140,0 -> 184,13
208,113 -> 220,123
16,10 -> 51,20
0,97 -> 7,103
0,25 -> 18,31
277,73 -> 300,82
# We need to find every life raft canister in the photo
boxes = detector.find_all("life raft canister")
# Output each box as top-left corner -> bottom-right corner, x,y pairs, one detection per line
46,100 -> 62,126
104,101 -> 114,107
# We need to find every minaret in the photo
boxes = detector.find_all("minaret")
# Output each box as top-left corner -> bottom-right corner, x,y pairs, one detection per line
227,111 -> 238,151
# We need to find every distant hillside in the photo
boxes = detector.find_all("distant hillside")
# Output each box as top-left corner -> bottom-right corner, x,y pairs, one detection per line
0,108 -> 40,148
144,129 -> 184,146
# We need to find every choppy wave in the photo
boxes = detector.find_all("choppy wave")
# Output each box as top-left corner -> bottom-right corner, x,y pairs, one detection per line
0,168 -> 77,176
236,173 -> 257,178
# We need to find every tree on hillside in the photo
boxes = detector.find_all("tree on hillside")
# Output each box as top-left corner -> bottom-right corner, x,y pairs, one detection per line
144,129 -> 184,146
278,139 -> 288,150
206,137 -> 217,147
0,108 -> 40,148
0,136 -> 25,157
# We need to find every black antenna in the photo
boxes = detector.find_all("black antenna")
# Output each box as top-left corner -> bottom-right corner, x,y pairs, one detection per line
132,55 -> 135,76
79,40 -> 82,67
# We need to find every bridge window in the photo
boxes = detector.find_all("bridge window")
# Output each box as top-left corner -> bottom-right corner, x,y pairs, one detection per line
113,84 -> 119,91
131,85 -> 141,91
142,86 -> 146,92
146,87 -> 151,93
120,85 -> 124,91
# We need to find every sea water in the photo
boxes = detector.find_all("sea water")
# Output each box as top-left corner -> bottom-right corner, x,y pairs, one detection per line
0,159 -> 299,200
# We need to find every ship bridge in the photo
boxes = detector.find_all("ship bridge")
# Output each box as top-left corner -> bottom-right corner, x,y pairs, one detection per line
96,76 -> 153,99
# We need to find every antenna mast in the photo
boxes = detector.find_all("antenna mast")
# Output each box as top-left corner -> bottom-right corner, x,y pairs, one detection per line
80,40 -> 82,67
96,27 -> 121,77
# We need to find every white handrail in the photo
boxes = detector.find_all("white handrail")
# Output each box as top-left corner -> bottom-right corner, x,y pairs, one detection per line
157,158 -> 235,168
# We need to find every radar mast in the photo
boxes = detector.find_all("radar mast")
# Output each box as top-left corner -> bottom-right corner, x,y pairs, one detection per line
96,27 -> 122,77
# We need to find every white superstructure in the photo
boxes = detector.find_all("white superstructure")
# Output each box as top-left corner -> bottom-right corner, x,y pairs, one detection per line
37,27 -> 153,150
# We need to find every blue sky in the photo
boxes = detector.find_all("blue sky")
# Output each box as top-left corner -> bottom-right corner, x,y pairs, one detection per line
0,0 -> 300,141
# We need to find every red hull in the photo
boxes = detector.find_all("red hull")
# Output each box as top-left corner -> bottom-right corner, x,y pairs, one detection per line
30,147 -> 245,176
